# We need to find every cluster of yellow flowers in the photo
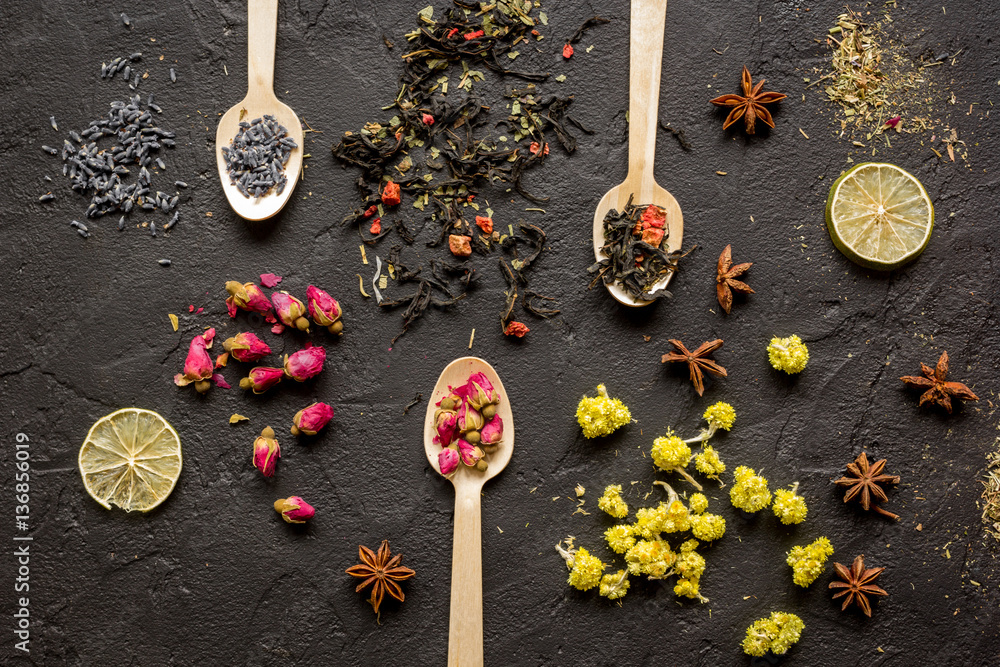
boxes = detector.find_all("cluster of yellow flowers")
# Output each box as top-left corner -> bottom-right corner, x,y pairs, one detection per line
575,384 -> 632,438
694,446 -> 726,481
597,484 -> 629,519
786,537 -> 834,587
767,334 -> 810,374
729,466 -> 773,512
742,611 -> 805,657
559,483 -> 725,603
772,483 -> 808,524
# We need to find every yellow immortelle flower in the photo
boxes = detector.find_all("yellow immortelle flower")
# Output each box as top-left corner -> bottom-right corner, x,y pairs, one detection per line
688,492 -> 709,515
632,506 -> 663,539
695,446 -> 726,480
773,484 -> 808,525
786,537 -> 833,587
576,384 -> 632,438
742,611 -> 805,657
599,570 -> 630,600
730,465 -> 772,513
767,335 -> 809,374
624,539 -> 675,578
604,524 -> 636,554
566,546 -> 606,591
657,499 -> 691,534
597,484 -> 629,519
651,433 -> 692,471
690,513 -> 726,542
703,401 -> 736,431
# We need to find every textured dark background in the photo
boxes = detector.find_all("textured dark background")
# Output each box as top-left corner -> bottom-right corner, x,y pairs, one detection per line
2,0 -> 999,665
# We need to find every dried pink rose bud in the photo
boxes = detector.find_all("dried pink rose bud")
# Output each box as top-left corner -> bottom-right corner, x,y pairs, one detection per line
465,372 -> 500,411
458,439 -> 488,472
434,409 -> 458,446
252,426 -> 280,477
274,496 -> 315,523
457,399 -> 484,433
438,447 -> 460,476
284,344 -> 326,382
225,281 -> 273,317
239,366 -> 284,394
306,285 -> 344,335
223,332 -> 272,363
480,414 -> 504,447
174,328 -> 216,393
271,291 -> 311,332
291,402 -> 334,436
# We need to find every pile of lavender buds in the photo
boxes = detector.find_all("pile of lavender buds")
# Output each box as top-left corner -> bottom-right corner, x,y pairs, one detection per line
221,115 -> 297,198
44,93 -> 180,237
100,52 -> 146,92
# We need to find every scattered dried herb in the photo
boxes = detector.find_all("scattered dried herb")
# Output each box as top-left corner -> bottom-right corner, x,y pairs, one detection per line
900,350 -> 979,413
982,450 -> 1000,542
403,392 -> 423,414
661,339 -> 727,397
589,197 -> 685,300
345,540 -> 416,617
331,1 -> 579,341
715,244 -> 753,314
833,452 -> 899,520
709,65 -> 786,134
829,554 -> 888,617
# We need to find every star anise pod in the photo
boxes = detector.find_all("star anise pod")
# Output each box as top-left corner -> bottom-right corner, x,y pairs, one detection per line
345,540 -> 415,615
833,452 -> 900,520
716,245 -> 754,314
829,554 -> 888,617
661,339 -> 727,396
900,350 -> 979,414
709,65 -> 787,134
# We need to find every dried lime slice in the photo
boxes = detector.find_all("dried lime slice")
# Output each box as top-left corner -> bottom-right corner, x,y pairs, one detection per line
826,162 -> 933,270
78,408 -> 182,512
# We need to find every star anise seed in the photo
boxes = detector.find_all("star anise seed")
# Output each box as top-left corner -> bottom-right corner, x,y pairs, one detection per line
829,554 -> 888,617
833,452 -> 900,520
709,65 -> 787,135
345,540 -> 416,615
661,339 -> 727,396
716,244 -> 754,314
900,350 -> 979,414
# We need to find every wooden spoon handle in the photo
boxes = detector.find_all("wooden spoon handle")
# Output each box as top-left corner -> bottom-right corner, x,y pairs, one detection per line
626,0 -> 669,195
448,482 -> 484,667
247,0 -> 278,96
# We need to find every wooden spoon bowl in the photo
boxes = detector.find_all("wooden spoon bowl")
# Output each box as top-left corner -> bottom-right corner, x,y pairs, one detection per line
593,0 -> 683,307
423,356 -> 514,667
215,0 -> 303,221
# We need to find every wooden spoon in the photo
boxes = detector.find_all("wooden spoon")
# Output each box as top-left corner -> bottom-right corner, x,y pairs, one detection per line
215,0 -> 303,221
592,0 -> 683,307
423,356 -> 514,667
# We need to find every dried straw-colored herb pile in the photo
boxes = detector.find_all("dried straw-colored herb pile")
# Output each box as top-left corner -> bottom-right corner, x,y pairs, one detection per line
809,6 -> 966,161
983,449 -> 1000,542
332,1 -> 606,342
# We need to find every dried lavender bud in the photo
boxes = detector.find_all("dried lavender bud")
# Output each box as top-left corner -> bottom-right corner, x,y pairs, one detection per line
158,259 -> 171,266
221,114 -> 297,199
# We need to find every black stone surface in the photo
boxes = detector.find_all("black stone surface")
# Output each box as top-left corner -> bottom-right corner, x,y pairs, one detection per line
2,1 -> 999,665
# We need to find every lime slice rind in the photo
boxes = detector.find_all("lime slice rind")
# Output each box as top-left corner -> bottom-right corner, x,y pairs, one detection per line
826,162 -> 933,271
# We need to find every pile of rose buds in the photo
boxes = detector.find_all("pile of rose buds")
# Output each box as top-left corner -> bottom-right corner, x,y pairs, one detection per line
433,372 -> 504,476
172,278 -> 346,526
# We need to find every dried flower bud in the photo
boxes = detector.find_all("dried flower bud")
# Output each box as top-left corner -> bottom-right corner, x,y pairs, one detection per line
457,399 -> 484,433
174,328 -> 216,392
480,414 -> 504,447
438,447 -> 460,476
283,344 -> 326,382
306,285 -> 343,334
253,426 -> 280,477
274,496 -> 315,523
434,408 -> 459,446
458,439 -> 486,468
465,372 -> 500,410
239,366 -> 284,393
291,402 -> 334,436
225,281 -> 272,317
222,332 -> 272,362
271,291 -> 310,332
